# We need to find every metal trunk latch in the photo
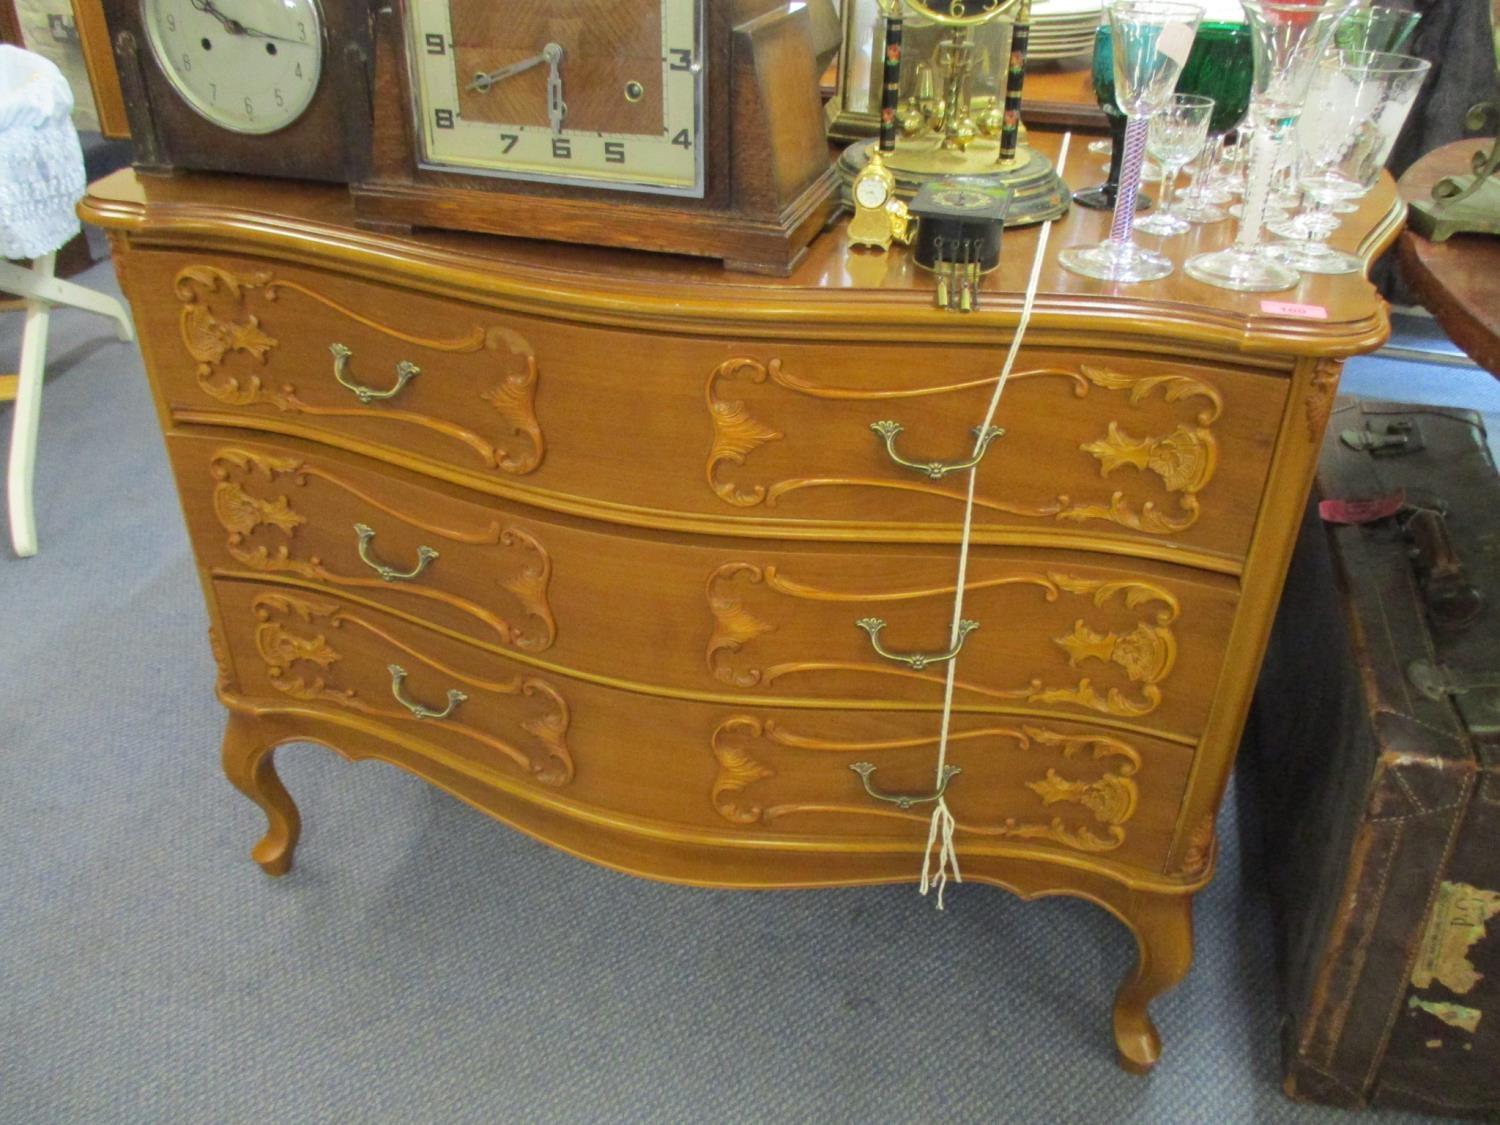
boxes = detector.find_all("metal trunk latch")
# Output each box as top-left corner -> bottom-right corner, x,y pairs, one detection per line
1407,660 -> 1500,735
1340,418 -> 1425,457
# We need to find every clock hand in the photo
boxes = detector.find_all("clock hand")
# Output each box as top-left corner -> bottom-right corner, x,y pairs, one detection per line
236,24 -> 309,45
187,0 -> 243,34
544,43 -> 566,133
469,53 -> 544,92
468,42 -> 563,93
186,0 -> 307,45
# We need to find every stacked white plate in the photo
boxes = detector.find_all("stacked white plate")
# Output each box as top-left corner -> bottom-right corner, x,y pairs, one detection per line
1026,0 -> 1104,60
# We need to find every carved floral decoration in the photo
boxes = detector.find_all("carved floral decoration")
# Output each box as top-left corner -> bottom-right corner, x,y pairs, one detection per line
1304,358 -> 1341,443
250,590 -> 574,785
710,716 -> 1141,854
705,357 -> 1224,535
208,448 -> 556,652
173,265 -> 544,474
705,563 -> 1179,720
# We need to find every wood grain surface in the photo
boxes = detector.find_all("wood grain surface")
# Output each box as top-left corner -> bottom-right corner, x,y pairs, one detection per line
173,430 -> 1237,741
84,146 -> 1403,1071
86,132 -> 1403,357
137,249 -> 1282,570
1396,139 -> 1500,380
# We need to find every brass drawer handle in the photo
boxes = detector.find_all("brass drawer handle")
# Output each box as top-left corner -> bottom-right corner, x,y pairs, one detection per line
330,342 -> 420,404
388,664 -> 467,721
354,523 -> 438,583
855,616 -> 978,671
849,762 -> 962,810
870,420 -> 1005,480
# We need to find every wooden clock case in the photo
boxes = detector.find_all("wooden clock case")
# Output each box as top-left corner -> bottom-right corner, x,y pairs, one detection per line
352,0 -> 841,274
102,0 -> 374,183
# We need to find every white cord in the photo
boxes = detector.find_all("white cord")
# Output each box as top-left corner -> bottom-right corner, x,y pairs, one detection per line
920,131 -> 1074,910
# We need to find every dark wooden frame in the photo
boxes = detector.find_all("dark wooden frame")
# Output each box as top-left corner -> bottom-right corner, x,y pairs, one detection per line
100,0 -> 373,183
351,0 -> 839,274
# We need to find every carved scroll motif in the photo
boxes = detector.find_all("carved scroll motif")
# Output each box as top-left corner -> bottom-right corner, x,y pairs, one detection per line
705,563 -> 1178,719
703,357 -> 1224,535
174,266 -> 544,474
210,448 -> 556,651
250,591 -> 574,785
706,359 -> 785,506
709,717 -> 1140,853
1304,358 -> 1341,443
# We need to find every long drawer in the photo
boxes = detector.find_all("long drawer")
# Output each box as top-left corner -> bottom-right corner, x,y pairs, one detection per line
173,432 -> 1239,739
213,579 -> 1196,875
129,249 -> 1286,568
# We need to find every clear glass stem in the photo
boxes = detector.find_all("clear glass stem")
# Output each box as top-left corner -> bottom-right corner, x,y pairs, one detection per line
1299,193 -> 1338,257
1157,160 -> 1183,220
1182,134 -> 1222,209
1236,123 -> 1279,252
1109,116 -> 1149,246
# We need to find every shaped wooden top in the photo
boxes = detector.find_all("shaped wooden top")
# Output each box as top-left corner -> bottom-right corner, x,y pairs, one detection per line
81,132 -> 1402,361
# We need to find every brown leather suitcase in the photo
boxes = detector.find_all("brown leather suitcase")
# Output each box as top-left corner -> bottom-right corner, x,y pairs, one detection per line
1246,398 -> 1500,1118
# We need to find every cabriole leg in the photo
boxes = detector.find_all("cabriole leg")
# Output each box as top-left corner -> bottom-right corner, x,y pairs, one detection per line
1113,890 -> 1195,1074
219,712 -> 301,876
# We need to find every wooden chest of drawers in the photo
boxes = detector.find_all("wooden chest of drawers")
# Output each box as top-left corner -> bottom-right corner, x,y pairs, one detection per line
82,145 -> 1403,1074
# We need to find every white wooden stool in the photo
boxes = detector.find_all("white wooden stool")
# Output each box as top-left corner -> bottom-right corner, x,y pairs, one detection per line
1,251 -> 133,557
0,45 -> 133,558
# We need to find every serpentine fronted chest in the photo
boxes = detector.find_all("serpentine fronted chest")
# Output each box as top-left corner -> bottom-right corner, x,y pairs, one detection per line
82,143 -> 1402,1072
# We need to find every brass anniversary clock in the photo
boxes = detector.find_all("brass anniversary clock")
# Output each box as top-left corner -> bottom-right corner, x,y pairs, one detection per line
354,0 -> 840,274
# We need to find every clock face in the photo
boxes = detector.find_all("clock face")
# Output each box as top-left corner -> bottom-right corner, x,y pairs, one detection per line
404,0 -> 706,197
854,174 -> 890,209
141,0 -> 325,135
902,0 -> 1016,26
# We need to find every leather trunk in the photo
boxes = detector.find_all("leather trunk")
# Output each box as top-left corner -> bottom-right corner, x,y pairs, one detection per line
1246,397 -> 1500,1118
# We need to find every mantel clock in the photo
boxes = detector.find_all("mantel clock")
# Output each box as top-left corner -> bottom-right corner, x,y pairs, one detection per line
353,0 -> 840,274
101,0 -> 373,182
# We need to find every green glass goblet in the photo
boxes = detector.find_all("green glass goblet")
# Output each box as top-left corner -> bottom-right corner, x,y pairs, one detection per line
1175,20 -> 1253,223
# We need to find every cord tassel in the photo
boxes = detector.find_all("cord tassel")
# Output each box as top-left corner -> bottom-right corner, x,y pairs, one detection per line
919,796 -> 961,910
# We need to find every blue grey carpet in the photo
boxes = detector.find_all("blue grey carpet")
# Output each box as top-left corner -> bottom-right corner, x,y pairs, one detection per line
4,259 -> 1493,1124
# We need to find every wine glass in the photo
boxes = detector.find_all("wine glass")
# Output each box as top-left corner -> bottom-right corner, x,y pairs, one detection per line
1175,21 -> 1254,223
1334,4 -> 1421,51
1269,49 -> 1430,273
1060,0 -> 1203,282
1136,93 -> 1215,235
1184,0 -> 1360,293
1076,24 -> 1158,212
1076,24 -> 1129,210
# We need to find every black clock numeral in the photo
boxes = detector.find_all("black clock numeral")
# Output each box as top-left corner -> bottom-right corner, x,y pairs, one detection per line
181,52 -> 191,71
297,20 -> 307,41
166,13 -> 175,31
500,133 -> 519,153
243,96 -> 254,118
424,33 -> 446,54
295,62 -> 303,78
668,48 -> 692,71
434,108 -> 455,129
209,82 -> 216,102
552,137 -> 572,159
671,128 -> 692,149
274,88 -> 284,107
604,141 -> 626,164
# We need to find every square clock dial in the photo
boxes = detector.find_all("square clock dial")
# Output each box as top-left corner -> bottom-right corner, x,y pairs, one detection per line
404,0 -> 706,196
